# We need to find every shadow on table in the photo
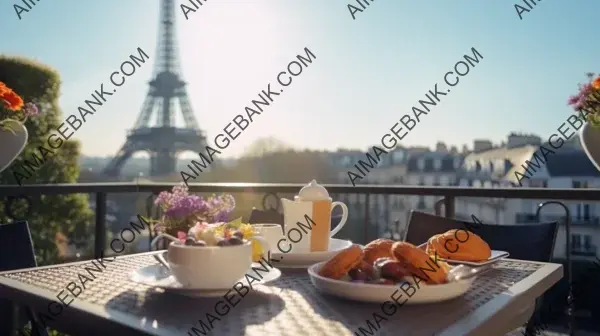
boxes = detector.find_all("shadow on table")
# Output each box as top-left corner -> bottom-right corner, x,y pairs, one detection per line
267,266 -> 540,336
105,286 -> 286,335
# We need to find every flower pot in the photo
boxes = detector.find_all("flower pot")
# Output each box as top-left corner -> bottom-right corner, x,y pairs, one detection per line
0,120 -> 27,174
580,122 -> 600,172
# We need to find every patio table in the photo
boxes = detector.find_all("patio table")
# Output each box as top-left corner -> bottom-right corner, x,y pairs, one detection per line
0,251 -> 562,336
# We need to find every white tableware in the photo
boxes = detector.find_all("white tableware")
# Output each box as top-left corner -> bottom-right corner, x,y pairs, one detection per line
308,262 -> 474,304
0,120 -> 28,174
270,238 -> 353,267
252,223 -> 285,256
417,243 -> 509,267
580,122 -> 600,172
280,180 -> 349,253
150,232 -> 270,289
441,250 -> 510,267
131,253 -> 281,297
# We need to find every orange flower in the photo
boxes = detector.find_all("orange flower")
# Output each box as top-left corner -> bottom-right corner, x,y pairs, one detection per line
592,76 -> 600,89
0,82 -> 10,96
1,91 -> 24,111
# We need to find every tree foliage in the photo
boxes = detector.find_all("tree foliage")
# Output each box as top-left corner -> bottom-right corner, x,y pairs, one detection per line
0,56 -> 93,265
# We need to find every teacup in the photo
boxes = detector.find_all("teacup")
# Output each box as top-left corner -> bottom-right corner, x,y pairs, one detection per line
252,224 -> 285,255
150,233 -> 270,289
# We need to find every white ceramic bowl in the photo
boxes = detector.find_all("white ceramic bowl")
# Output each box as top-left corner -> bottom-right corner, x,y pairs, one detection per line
151,233 -> 270,290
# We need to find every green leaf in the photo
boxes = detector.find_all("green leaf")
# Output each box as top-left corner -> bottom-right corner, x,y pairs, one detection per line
226,217 -> 244,228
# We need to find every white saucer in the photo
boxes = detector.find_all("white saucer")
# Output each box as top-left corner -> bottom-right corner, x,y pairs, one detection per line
308,262 -> 474,304
130,261 -> 281,297
270,238 -> 353,268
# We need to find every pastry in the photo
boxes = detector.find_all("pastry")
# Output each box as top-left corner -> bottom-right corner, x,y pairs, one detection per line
319,244 -> 364,280
363,238 -> 395,264
391,241 -> 449,285
426,229 -> 491,262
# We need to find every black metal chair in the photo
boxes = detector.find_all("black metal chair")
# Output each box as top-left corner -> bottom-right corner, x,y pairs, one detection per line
403,210 -> 559,335
0,221 -> 49,336
248,207 -> 284,225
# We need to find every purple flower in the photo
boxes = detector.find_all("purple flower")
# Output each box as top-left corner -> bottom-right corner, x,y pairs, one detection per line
22,103 -> 38,117
152,185 -> 236,226
568,95 -> 580,105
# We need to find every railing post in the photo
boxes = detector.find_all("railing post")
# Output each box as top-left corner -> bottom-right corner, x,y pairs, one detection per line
434,198 -> 445,216
444,196 -> 455,218
364,193 -> 370,244
94,192 -> 107,259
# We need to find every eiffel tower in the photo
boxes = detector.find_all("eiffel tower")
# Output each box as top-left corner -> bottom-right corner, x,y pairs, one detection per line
103,0 -> 206,177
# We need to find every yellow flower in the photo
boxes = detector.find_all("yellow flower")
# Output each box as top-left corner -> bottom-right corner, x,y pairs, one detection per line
239,224 -> 263,262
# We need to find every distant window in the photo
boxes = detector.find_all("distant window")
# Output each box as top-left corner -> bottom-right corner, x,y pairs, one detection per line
392,151 -> 404,162
417,159 -> 425,170
572,234 -> 582,249
454,158 -> 462,169
434,159 -> 442,170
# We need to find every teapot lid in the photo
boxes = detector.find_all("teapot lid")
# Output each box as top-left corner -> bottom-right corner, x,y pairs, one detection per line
297,180 -> 329,201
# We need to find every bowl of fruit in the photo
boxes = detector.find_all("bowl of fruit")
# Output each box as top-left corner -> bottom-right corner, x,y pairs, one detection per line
150,221 -> 270,289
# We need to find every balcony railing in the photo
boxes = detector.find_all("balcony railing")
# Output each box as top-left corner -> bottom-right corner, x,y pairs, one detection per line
1,182 -> 600,258
516,213 -> 600,226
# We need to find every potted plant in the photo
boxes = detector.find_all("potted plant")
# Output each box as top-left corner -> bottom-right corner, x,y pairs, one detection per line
150,185 -> 236,237
568,73 -> 600,171
0,81 -> 38,174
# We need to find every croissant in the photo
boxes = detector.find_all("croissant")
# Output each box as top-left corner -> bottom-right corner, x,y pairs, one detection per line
426,229 -> 491,262
363,238 -> 395,264
391,241 -> 449,285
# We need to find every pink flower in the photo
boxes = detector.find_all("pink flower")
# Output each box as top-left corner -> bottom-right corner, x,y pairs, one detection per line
22,103 -> 38,117
177,231 -> 187,243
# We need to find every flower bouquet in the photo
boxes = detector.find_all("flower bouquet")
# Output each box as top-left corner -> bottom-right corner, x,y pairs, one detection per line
0,81 -> 39,173
567,72 -> 600,128
148,185 -> 265,261
567,73 -> 600,171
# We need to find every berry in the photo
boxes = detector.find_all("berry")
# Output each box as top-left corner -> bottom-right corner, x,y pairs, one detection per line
228,237 -> 243,245
349,269 -> 369,281
216,239 -> 230,247
184,238 -> 196,246
232,231 -> 244,239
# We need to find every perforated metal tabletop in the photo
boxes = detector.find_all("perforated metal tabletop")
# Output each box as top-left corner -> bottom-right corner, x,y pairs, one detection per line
0,251 -> 562,336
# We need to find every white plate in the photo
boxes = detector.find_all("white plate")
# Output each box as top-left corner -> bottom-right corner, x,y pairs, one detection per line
417,243 -> 509,267
307,261 -> 474,304
441,250 -> 510,266
270,238 -> 353,267
130,262 -> 281,297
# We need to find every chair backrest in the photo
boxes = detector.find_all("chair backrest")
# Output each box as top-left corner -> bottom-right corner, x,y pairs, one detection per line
0,221 -> 37,272
404,211 -> 559,262
0,221 -> 40,335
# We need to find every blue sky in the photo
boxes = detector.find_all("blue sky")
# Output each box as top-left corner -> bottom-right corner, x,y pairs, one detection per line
1,0 -> 597,158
